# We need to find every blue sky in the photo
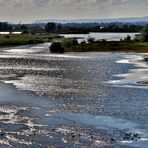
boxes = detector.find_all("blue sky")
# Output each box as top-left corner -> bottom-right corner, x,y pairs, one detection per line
0,0 -> 148,23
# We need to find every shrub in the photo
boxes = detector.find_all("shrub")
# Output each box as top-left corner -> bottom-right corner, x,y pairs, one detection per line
50,42 -> 64,53
28,39 -> 34,44
81,40 -> 86,44
101,39 -> 107,42
22,30 -> 28,34
141,24 -> 148,42
124,35 -> 132,42
87,37 -> 95,43
62,38 -> 78,48
134,35 -> 141,42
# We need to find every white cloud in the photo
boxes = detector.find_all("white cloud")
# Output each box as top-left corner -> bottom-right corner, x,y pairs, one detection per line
0,0 -> 147,23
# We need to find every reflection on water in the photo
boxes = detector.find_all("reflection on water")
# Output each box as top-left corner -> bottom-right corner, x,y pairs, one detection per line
0,32 -> 22,35
60,32 -> 138,43
0,43 -> 148,147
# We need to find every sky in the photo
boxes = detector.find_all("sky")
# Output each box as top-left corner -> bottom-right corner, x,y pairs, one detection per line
0,0 -> 148,23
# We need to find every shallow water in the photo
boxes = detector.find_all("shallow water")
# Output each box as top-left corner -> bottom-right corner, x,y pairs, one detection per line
0,43 -> 148,147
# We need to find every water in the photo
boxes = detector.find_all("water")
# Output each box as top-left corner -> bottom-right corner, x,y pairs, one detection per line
0,32 -> 22,35
60,32 -> 138,43
0,43 -> 148,147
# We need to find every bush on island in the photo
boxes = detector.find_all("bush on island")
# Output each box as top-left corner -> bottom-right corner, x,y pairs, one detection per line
62,38 -> 78,48
50,42 -> 64,53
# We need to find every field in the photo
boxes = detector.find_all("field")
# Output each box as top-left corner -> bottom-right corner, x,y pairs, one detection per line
0,34 -> 62,47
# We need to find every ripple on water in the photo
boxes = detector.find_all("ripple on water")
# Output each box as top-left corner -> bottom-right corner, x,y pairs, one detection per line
104,54 -> 148,89
0,45 -> 148,147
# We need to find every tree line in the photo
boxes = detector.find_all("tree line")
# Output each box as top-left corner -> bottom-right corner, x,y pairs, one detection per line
0,21 -> 145,34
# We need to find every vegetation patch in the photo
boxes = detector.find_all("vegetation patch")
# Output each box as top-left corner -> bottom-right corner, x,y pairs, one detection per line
0,34 -> 62,47
64,41 -> 148,53
50,42 -> 64,53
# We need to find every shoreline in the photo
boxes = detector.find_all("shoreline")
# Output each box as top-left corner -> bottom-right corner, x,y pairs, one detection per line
0,34 -> 148,53
0,33 -> 62,48
0,34 -> 49,47
64,41 -> 148,53
1,40 -> 148,53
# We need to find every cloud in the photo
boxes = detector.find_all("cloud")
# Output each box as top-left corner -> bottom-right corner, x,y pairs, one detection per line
0,0 -> 147,23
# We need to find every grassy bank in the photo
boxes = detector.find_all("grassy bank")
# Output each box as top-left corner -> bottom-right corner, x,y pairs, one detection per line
0,34 -> 62,47
64,41 -> 148,53
1,34 -> 148,53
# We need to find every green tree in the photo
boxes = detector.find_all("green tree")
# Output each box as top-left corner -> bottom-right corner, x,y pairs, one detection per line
50,42 -> 64,53
141,24 -> 148,42
45,22 -> 56,33
87,37 -> 95,43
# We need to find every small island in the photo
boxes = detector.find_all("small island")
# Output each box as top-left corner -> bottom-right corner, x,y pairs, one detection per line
50,25 -> 148,53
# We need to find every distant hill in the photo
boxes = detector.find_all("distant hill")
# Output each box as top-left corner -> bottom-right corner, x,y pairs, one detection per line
34,16 -> 148,24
